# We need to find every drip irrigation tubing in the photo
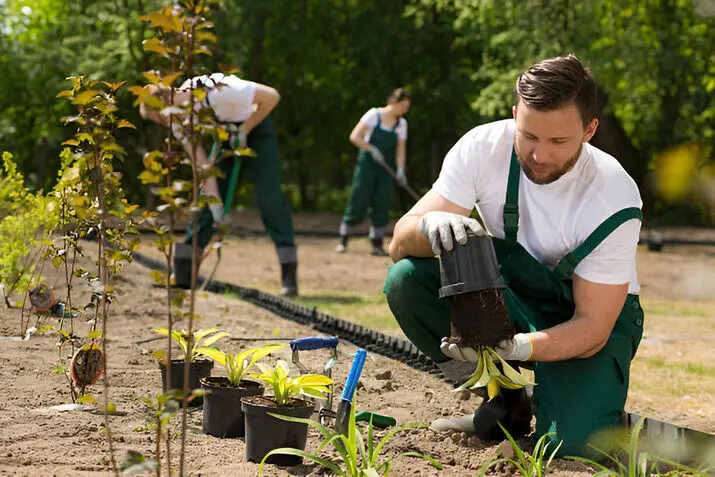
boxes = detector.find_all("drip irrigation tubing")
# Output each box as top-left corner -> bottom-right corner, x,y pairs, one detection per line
131,249 -> 715,451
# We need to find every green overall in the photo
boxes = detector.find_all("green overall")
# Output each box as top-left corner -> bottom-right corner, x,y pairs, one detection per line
185,114 -> 295,254
383,149 -> 644,457
342,112 -> 398,230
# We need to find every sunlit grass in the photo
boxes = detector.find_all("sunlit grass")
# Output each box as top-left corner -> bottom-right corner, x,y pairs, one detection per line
293,292 -> 399,333
641,299 -> 715,318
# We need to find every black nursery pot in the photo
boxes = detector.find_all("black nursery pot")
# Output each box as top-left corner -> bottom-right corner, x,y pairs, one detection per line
439,232 -> 514,347
241,396 -> 314,467
200,377 -> 263,438
438,232 -> 505,298
159,358 -> 213,407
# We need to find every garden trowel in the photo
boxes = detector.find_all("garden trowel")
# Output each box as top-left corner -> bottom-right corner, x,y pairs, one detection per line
335,348 -> 367,435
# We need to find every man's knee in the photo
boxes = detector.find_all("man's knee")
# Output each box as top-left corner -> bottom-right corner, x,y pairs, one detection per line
383,258 -> 421,306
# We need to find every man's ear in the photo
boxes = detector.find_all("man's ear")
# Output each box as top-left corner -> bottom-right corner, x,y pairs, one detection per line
584,118 -> 599,142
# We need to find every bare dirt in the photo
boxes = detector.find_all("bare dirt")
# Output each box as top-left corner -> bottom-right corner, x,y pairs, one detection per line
0,213 -> 713,476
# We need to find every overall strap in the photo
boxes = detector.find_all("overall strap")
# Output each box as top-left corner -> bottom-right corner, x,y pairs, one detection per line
503,147 -> 521,242
553,207 -> 643,280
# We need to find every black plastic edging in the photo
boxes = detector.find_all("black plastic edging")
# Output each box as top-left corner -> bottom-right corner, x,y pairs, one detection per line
131,250 -> 442,377
131,250 -> 715,451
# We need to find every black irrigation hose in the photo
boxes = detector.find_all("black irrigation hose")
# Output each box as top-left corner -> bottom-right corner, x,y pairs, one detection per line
130,250 -> 715,451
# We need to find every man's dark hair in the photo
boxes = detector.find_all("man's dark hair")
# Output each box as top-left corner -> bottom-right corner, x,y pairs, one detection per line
515,53 -> 598,126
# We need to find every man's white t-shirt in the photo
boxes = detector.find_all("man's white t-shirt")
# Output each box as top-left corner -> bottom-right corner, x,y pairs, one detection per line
181,73 -> 257,123
359,108 -> 408,141
433,119 -> 642,293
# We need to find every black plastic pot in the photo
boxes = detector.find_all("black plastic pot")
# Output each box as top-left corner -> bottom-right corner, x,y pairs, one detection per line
438,232 -> 505,299
159,358 -> 213,407
200,377 -> 263,438
241,396 -> 314,466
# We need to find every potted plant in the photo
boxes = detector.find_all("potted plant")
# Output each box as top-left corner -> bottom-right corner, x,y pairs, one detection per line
152,327 -> 229,405
241,359 -> 333,466
196,343 -> 285,437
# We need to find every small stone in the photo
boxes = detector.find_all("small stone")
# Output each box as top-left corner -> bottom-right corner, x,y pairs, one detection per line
445,456 -> 456,466
443,437 -> 452,445
127,358 -> 139,365
496,439 -> 514,459
375,370 -> 391,380
456,389 -> 471,401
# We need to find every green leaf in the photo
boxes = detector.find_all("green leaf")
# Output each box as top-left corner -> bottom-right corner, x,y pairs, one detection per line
77,394 -> 96,404
87,330 -> 103,340
396,452 -> 443,470
120,450 -> 157,475
258,448 -> 344,476
71,89 -> 101,106
195,347 -> 227,367
142,38 -> 173,56
117,120 -> 136,130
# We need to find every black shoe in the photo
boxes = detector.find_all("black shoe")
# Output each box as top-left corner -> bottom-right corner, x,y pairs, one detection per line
173,243 -> 202,290
370,238 -> 388,257
472,388 -> 532,441
336,235 -> 349,253
280,262 -> 298,296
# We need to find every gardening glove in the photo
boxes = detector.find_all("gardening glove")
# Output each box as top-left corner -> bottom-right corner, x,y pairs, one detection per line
494,333 -> 533,361
237,125 -> 249,149
418,211 -> 487,255
209,203 -> 225,225
440,333 -> 533,362
370,145 -> 385,166
396,166 -> 408,187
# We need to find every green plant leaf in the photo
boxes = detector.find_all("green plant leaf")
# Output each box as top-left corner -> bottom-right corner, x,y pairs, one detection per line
120,450 -> 157,475
77,394 -> 96,404
195,346 -> 226,367
258,448 -> 345,476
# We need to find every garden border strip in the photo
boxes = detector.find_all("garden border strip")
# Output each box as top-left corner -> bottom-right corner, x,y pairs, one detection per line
130,249 -> 715,456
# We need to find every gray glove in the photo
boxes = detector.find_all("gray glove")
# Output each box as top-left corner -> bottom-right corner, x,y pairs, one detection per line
370,145 -> 385,165
417,211 -> 487,254
237,126 -> 248,149
396,166 -> 407,187
440,334 -> 533,362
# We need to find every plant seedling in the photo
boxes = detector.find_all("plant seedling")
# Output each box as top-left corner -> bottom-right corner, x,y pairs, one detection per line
250,359 -> 332,406
459,346 -> 535,400
196,344 -> 285,387
478,423 -> 560,476
259,394 -> 442,476
152,327 -> 229,363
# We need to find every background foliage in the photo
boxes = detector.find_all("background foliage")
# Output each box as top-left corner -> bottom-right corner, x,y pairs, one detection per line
1,0 -> 713,224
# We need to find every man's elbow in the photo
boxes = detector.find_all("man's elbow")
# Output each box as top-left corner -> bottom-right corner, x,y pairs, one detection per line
388,240 -> 402,263
579,337 -> 609,358
271,90 -> 281,105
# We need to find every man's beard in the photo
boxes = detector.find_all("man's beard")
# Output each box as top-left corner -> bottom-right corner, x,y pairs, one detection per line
516,145 -> 582,185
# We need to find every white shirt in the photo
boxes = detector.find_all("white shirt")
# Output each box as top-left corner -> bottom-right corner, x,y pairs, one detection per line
181,73 -> 257,123
433,119 -> 642,293
359,108 -> 408,141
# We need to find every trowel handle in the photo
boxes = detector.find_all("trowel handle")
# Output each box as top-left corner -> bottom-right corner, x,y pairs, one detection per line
341,349 -> 366,403
290,336 -> 339,352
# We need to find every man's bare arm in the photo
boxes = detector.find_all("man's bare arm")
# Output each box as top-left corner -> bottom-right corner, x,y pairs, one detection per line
526,275 -> 628,361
